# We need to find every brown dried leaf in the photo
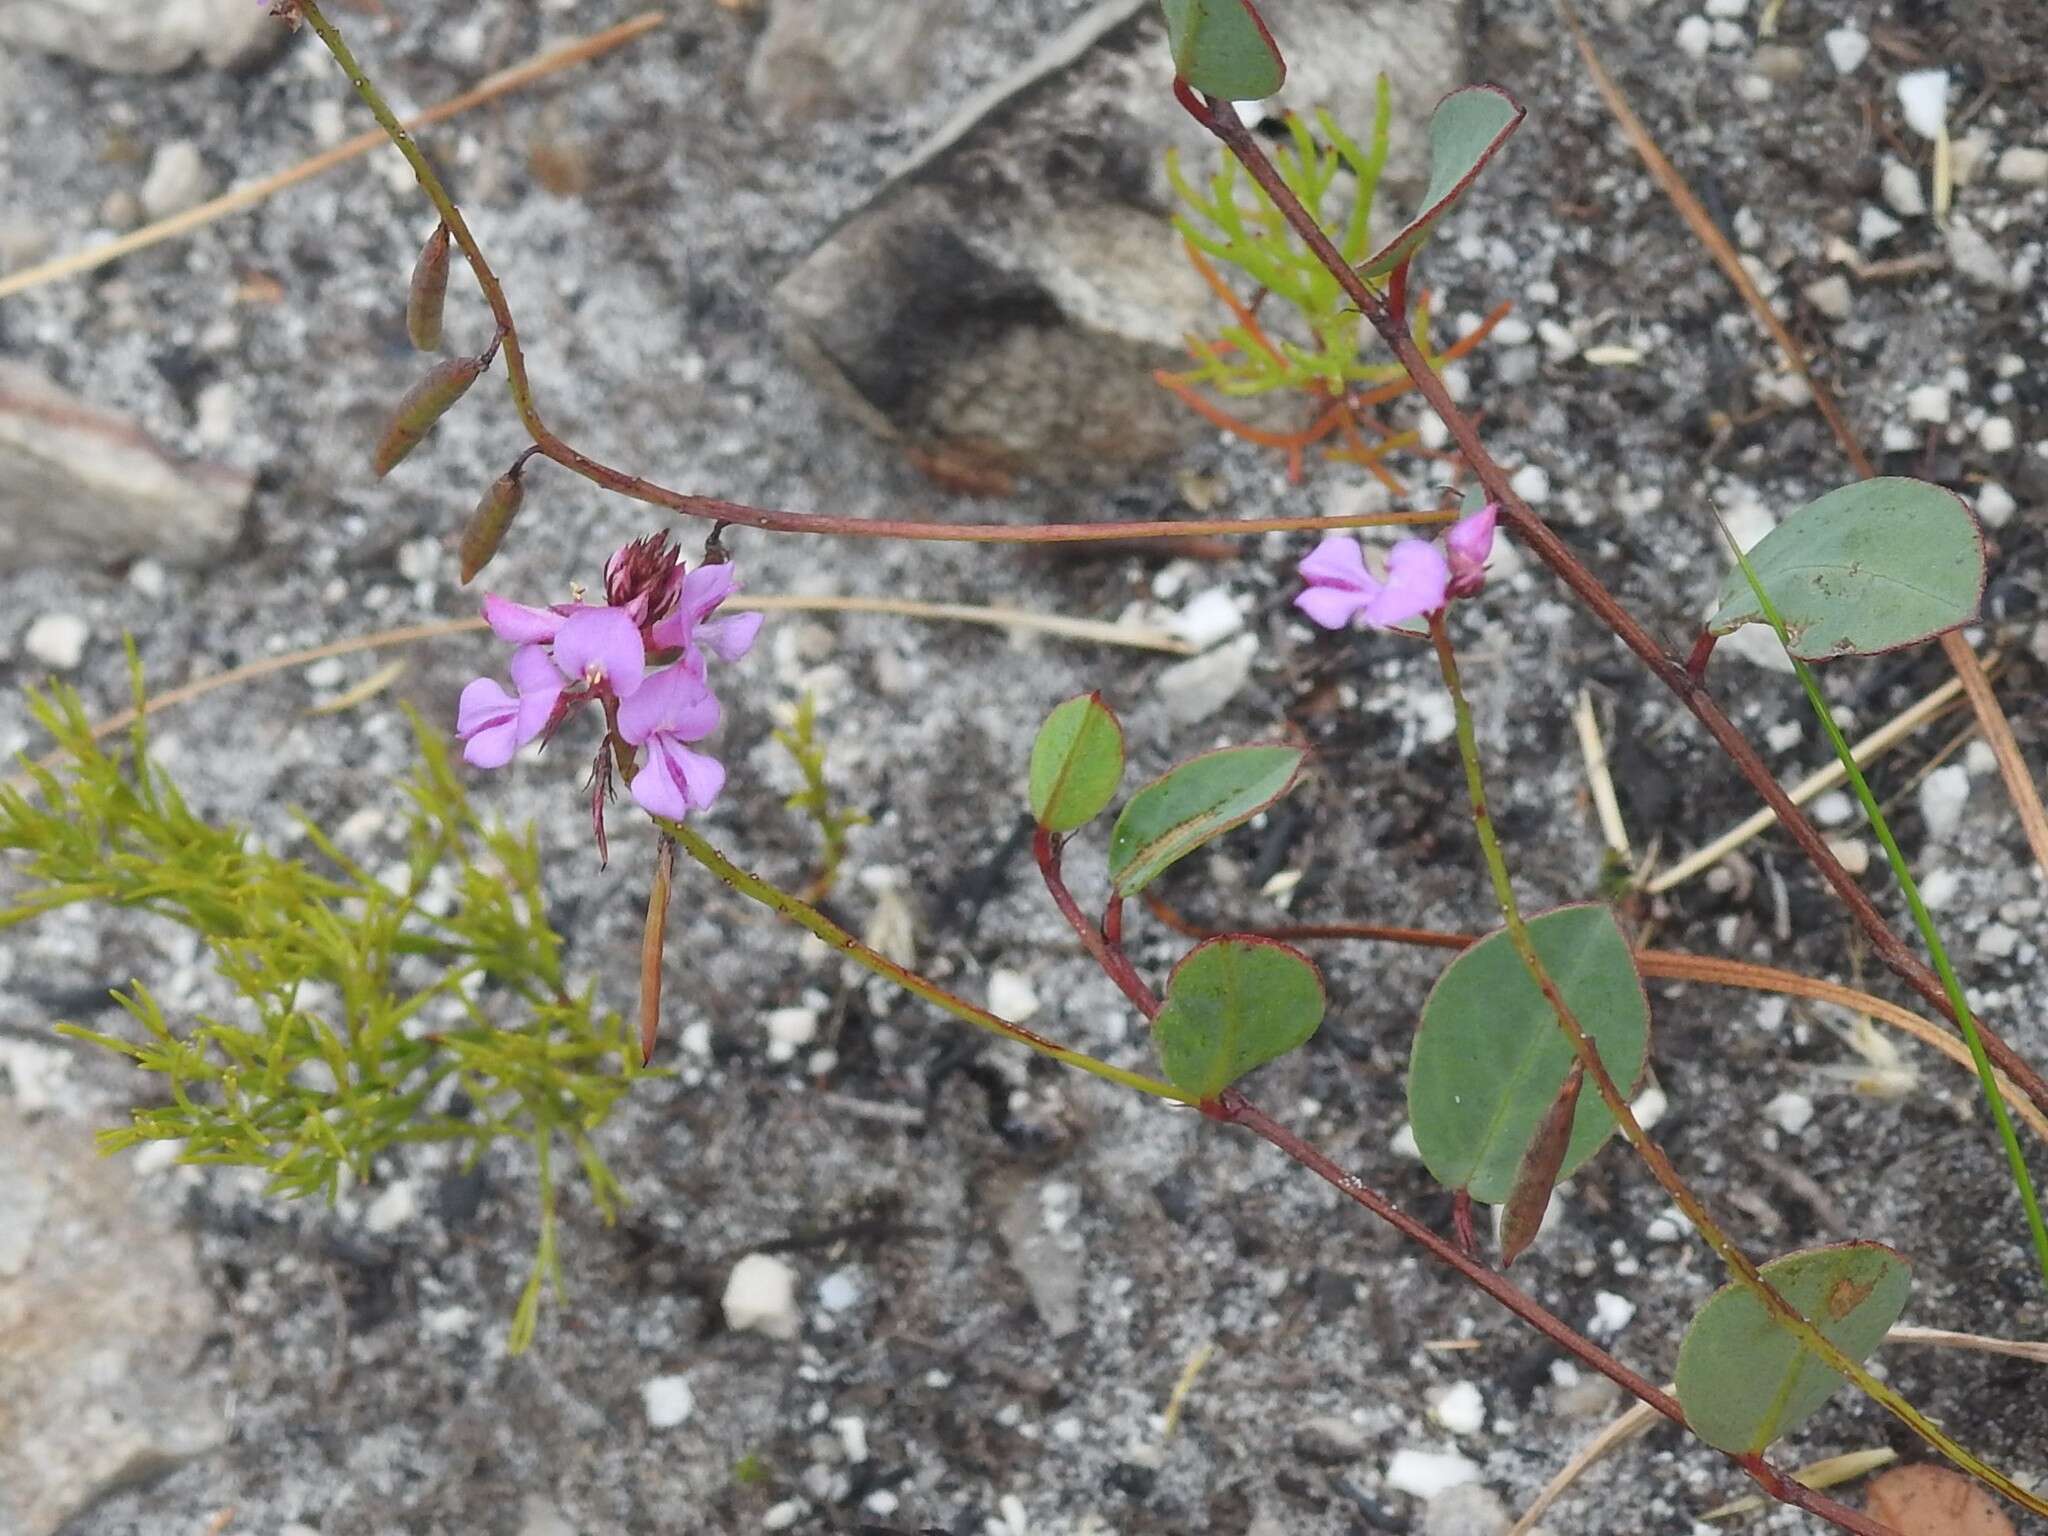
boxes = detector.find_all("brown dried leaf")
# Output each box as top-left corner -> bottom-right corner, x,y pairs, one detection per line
1864,1465 -> 2016,1536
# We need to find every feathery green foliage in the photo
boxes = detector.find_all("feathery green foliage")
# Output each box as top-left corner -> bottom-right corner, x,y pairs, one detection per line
774,689 -> 868,898
0,662 -> 638,1351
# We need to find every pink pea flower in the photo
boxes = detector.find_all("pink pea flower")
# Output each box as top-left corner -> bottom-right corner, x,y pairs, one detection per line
617,664 -> 727,820
649,562 -> 764,677
456,645 -> 564,768
1295,535 -> 1449,630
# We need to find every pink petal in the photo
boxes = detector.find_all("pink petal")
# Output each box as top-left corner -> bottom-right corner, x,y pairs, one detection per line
631,736 -> 727,820
456,678 -> 521,768
1294,585 -> 1371,630
1361,539 -> 1449,627
1297,534 -> 1375,592
698,610 -> 763,664
552,607 -> 647,697
616,663 -> 722,746
1446,504 -> 1498,569
678,562 -> 738,624
482,595 -> 565,644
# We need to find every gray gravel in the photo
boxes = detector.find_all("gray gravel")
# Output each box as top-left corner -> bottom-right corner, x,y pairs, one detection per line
2,1 -> 2046,1534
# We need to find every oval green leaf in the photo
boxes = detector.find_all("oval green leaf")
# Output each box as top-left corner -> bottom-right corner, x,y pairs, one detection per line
1359,85 -> 1525,279
1154,935 -> 1323,1100
1675,1241 -> 1912,1455
1028,693 -> 1126,832
1107,743 -> 1304,897
1160,0 -> 1285,101
1707,478 -> 1984,660
1408,904 -> 1649,1204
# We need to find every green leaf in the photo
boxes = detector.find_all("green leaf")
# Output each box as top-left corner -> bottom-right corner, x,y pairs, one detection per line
1160,0 -> 1285,101
1154,935 -> 1324,1099
1675,1242 -> 1913,1455
1028,693 -> 1126,832
1408,904 -> 1648,1204
1707,478 -> 1985,660
1107,744 -> 1304,896
1359,86 -> 1525,279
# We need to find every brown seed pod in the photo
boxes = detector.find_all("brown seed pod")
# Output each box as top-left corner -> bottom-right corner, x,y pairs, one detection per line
459,466 -> 527,584
406,222 -> 452,351
372,354 -> 486,478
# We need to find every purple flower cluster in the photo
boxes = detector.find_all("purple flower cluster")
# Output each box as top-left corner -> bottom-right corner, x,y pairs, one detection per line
456,534 -> 762,823
1295,503 -> 1498,632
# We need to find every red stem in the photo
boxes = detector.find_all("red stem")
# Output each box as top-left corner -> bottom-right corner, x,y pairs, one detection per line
1033,827 -> 1162,1018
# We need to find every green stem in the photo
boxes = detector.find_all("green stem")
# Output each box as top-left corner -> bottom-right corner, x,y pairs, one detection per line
667,824 -> 1191,1104
1719,527 -> 2048,1291
1426,611 -> 2046,1517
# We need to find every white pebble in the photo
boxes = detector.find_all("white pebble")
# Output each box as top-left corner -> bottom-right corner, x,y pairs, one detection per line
834,1415 -> 870,1464
1430,1381 -> 1487,1436
1386,1448 -> 1482,1499
1803,274 -> 1852,321
641,1375 -> 695,1429
1976,483 -> 2016,528
1979,418 -> 2016,455
1966,741 -> 1997,776
1675,15 -> 1712,59
1536,318 -> 1579,361
1389,1121 -> 1422,1159
1813,791 -> 1854,827
762,1501 -> 806,1531
129,559 -> 168,598
1589,1292 -> 1635,1337
1858,206 -> 1903,246
988,967 -> 1040,1021
1631,1084 -> 1669,1131
1170,588 -> 1245,650
363,1177 -> 418,1234
1920,868 -> 1962,910
765,1006 -> 818,1064
24,612 -> 89,670
1509,464 -> 1551,504
1976,922 -> 2020,960
140,140 -> 214,220
863,1491 -> 900,1518
1904,384 -> 1951,425
1880,159 -> 1926,217
1896,70 -> 1950,140
1710,18 -> 1744,48
723,1253 -> 802,1340
1996,147 -> 2048,187
1822,26 -> 1869,75
1948,220 -> 2014,292
1918,764 -> 1970,839
1766,720 -> 1804,752
1827,837 -> 1870,876
1764,1091 -> 1814,1136
1704,0 -> 1746,16
817,1268 -> 862,1313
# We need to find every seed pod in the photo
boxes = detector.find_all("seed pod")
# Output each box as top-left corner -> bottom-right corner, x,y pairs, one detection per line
459,466 -> 527,584
372,354 -> 486,478
406,222 -> 452,351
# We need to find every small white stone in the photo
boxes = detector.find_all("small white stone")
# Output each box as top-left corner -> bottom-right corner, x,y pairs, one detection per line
1858,206 -> 1903,246
1536,318 -> 1579,361
723,1253 -> 802,1340
1976,922 -> 2020,959
1976,482 -> 2017,528
128,559 -> 168,598
363,1177 -> 418,1234
1646,1214 -> 1684,1243
1430,1381 -> 1487,1436
1704,0 -> 1746,16
1154,633 -> 1256,726
642,1375 -> 695,1429
1386,1448 -> 1482,1499
1966,741 -> 1997,776
1803,274 -> 1852,320
140,140 -> 214,220
1509,464 -> 1551,504
1170,588 -> 1245,650
1948,220 -> 2014,292
1766,720 -> 1804,752
1995,147 -> 2048,187
1589,1291 -> 1635,1337
1631,1084 -> 1669,1131
1737,73 -> 1773,104
23,612 -> 89,670
1491,316 -> 1534,347
762,1500 -> 806,1531
1880,158 -> 1926,217
988,967 -> 1041,1022
834,1415 -> 870,1464
1389,1121 -> 1422,1159
863,1491 -> 900,1518
1822,26 -> 1869,75
765,1006 -> 818,1064
1919,764 -> 1970,839
1813,790 -> 1855,827
1675,15 -> 1713,59
1904,384 -> 1951,425
1921,868 -> 1962,910
817,1268 -> 862,1313
1827,837 -> 1870,876
304,657 -> 347,690
1764,1091 -> 1814,1136
1710,18 -> 1744,47
1896,70 -> 1950,140
1979,418 -> 2017,454
1995,353 -> 2026,380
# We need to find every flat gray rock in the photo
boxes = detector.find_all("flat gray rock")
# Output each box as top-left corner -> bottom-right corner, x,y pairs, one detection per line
0,363 -> 251,572
0,0 -> 277,74
0,1110 -> 227,1536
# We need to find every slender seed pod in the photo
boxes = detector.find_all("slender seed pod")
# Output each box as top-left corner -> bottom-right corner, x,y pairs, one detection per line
459,465 -> 527,584
1499,1060 -> 1583,1268
372,354 -> 486,478
406,222 -> 452,351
